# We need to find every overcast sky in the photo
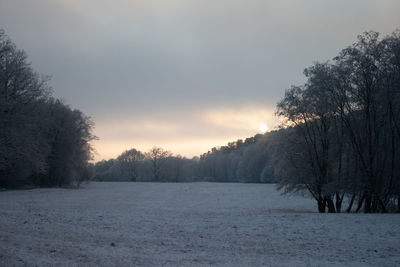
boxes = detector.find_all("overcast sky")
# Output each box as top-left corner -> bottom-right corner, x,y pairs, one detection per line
1,0 -> 399,160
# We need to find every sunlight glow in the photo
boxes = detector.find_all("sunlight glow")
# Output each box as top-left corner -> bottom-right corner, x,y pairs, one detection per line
93,105 -> 280,161
259,123 -> 268,133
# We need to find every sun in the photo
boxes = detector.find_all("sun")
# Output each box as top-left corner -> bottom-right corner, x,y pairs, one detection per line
259,123 -> 268,133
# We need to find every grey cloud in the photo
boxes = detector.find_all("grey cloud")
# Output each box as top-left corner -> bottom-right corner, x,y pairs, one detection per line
1,0 -> 399,158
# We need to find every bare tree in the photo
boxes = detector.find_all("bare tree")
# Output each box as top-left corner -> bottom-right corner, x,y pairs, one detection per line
145,147 -> 172,181
118,149 -> 144,181
275,30 -> 400,213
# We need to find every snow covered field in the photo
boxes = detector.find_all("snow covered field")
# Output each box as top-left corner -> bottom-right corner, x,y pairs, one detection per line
0,182 -> 399,266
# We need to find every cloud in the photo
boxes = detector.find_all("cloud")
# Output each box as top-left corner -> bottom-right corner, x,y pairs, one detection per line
1,0 -> 399,160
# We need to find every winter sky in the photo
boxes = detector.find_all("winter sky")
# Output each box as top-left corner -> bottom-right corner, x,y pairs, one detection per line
1,0 -> 399,160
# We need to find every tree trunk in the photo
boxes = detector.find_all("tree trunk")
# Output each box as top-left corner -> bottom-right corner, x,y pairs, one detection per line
364,192 -> 372,213
398,196 -> 400,213
355,193 -> 365,213
346,193 -> 356,213
371,197 -> 378,213
378,198 -> 387,213
317,197 -> 326,213
335,193 -> 343,213
326,196 -> 336,213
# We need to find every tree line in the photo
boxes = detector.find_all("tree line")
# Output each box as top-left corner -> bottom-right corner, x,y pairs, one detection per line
197,133 -> 278,183
93,147 -> 197,182
0,30 -> 96,188
92,132 -> 279,183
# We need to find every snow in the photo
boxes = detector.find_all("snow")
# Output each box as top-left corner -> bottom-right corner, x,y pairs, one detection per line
0,182 -> 399,266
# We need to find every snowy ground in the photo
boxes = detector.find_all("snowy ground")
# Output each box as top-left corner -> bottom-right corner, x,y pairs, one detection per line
0,182 -> 399,266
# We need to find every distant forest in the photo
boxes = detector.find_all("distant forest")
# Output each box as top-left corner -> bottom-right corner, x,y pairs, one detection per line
1,29 -> 399,213
92,131 -> 279,183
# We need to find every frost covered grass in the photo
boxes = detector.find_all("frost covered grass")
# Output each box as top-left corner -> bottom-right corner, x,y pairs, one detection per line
0,182 -> 399,266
